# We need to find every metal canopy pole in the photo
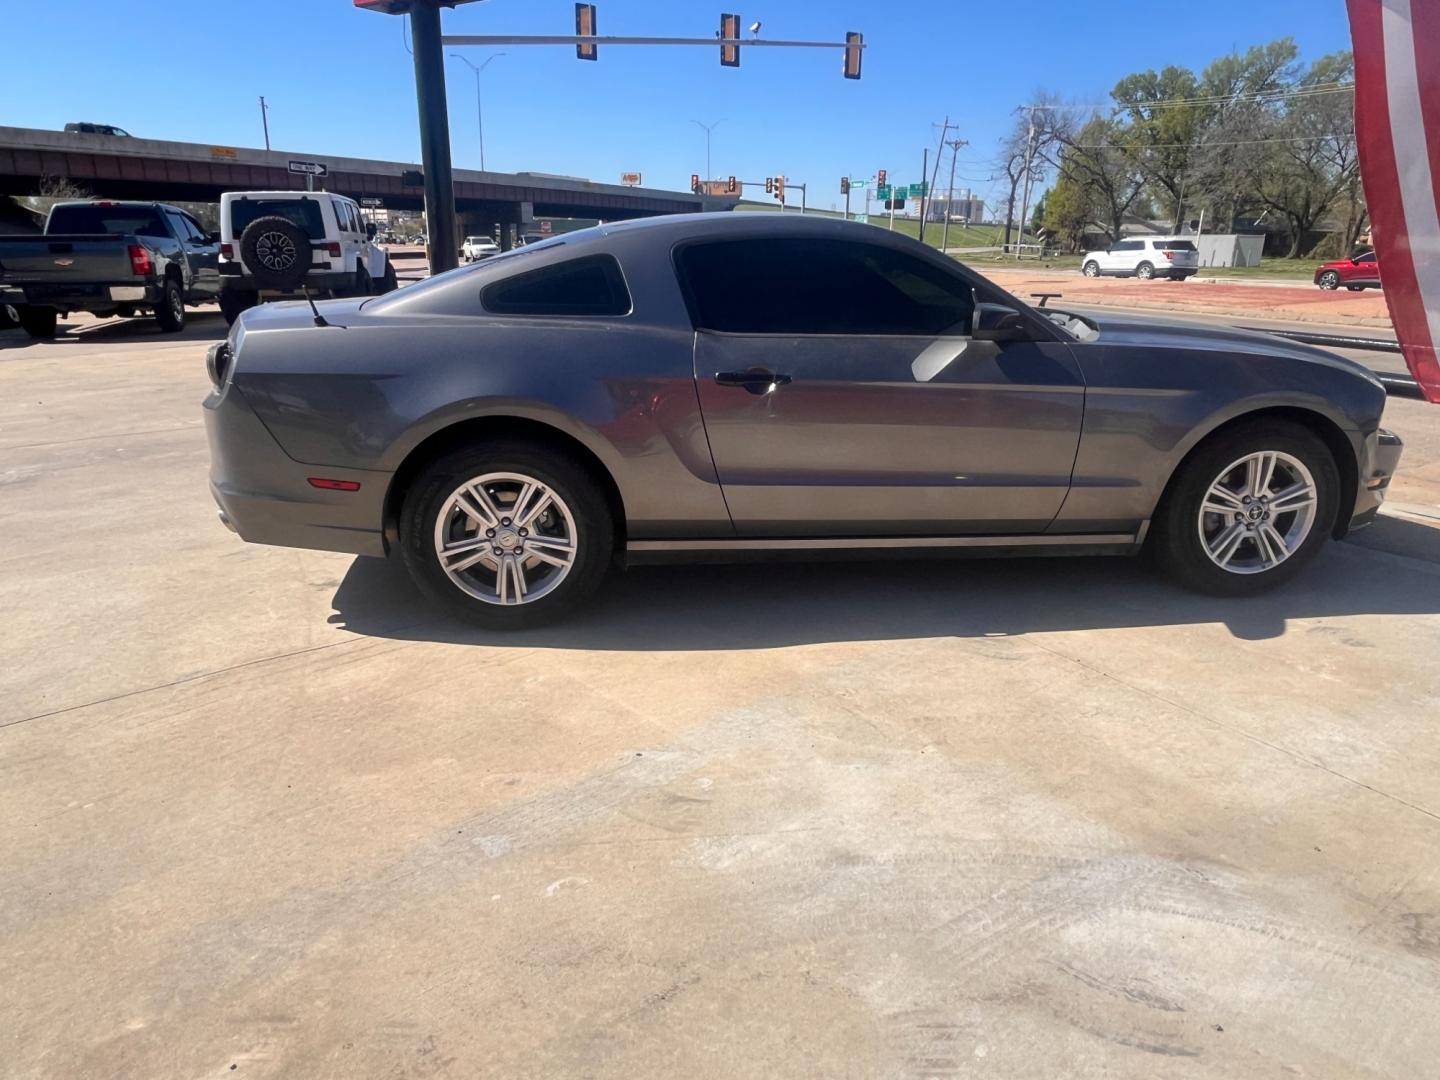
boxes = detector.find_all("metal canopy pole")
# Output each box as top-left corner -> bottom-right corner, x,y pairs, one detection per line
412,1 -> 458,274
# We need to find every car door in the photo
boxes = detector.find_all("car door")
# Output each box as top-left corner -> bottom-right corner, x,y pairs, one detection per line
1351,251 -> 1380,285
680,236 -> 1086,537
1098,240 -> 1129,274
177,210 -> 220,297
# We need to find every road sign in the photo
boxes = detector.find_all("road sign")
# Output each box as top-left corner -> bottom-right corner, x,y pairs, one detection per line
875,184 -> 892,200
855,214 -> 869,223
908,182 -> 928,197
360,197 -> 383,207
849,179 -> 868,188
287,159 -> 329,178
620,171 -> 642,186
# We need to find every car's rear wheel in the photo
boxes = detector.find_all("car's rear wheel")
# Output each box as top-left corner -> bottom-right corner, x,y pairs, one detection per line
1346,284 -> 1364,292
1318,270 -> 1340,290
353,264 -> 373,297
1150,420 -> 1338,596
399,443 -> 615,628
1136,261 -> 1155,280
18,305 -> 58,339
1082,260 -> 1100,278
379,261 -> 399,294
154,276 -> 185,332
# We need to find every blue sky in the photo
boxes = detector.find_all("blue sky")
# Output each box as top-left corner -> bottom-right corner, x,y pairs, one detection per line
3,0 -> 1354,214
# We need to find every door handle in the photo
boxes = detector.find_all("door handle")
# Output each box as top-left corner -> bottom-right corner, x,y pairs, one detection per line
714,369 -> 792,394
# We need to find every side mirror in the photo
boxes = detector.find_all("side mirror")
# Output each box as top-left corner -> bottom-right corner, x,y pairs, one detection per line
972,303 -> 1028,343
365,222 -> 378,239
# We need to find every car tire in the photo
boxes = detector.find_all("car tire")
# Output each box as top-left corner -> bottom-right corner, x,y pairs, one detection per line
1346,285 -> 1364,292
1136,261 -> 1155,280
353,264 -> 373,297
17,305 -> 58,339
1083,261 -> 1100,278
154,275 -> 185,332
1318,270 -> 1340,290
0,303 -> 18,330
239,215 -> 311,291
399,442 -> 616,629
117,305 -> 137,318
379,261 -> 399,294
220,290 -> 258,325
1149,420 -> 1339,597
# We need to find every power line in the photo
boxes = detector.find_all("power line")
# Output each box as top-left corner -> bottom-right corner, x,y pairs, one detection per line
1028,81 -> 1354,114
1066,132 -> 1355,150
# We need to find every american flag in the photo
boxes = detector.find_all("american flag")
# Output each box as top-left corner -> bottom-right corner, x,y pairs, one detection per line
1349,0 -> 1440,404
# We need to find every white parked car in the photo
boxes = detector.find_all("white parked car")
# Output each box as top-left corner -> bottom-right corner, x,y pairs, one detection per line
461,235 -> 500,262
1081,237 -> 1199,280
217,190 -> 397,324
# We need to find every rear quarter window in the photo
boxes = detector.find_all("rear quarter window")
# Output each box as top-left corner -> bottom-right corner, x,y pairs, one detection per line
480,254 -> 631,316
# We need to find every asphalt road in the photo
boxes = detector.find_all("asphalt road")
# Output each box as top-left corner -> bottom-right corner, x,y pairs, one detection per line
3,308 -> 1439,1078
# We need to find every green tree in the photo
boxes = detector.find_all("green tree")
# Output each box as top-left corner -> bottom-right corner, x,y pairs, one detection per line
1040,160 -> 1093,253
1048,117 -> 1146,244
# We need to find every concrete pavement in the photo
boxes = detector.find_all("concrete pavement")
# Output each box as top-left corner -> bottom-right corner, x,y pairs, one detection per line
3,312 -> 1439,1079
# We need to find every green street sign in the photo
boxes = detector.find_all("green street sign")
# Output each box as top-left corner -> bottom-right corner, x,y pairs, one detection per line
855,213 -> 869,223
849,179 -> 868,188
875,184 -> 892,200
908,182 -> 928,197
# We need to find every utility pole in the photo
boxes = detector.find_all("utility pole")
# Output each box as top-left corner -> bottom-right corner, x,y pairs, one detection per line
410,1 -> 459,273
920,116 -> 949,243
691,118 -> 727,186
258,96 -> 270,151
940,136 -> 967,253
1015,106 -> 1037,259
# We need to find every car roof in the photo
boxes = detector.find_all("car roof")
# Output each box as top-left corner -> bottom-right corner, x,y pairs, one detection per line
221,190 -> 351,202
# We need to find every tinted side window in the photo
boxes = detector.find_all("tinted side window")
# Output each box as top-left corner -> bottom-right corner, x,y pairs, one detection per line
481,254 -> 631,316
677,238 -> 973,336
1116,240 -> 1143,252
1356,252 -> 1376,263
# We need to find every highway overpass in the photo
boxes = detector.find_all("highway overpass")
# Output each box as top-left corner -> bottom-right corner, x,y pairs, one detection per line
0,126 -> 710,242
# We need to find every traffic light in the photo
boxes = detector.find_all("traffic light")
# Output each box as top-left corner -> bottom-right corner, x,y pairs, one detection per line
727,175 -> 738,194
843,32 -> 863,79
575,3 -> 597,60
775,175 -> 785,202
719,13 -> 740,67
840,176 -> 850,195
877,169 -> 887,187
764,176 -> 774,195
691,174 -> 702,194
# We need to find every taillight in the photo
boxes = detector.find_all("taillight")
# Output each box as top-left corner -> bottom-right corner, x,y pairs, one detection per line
326,241 -> 342,258
127,244 -> 153,276
1160,250 -> 1174,261
220,242 -> 234,259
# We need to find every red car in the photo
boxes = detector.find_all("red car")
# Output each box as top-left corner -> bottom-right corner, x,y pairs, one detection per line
1314,251 -> 1381,291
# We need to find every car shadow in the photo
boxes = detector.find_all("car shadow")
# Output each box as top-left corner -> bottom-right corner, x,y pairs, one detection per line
329,514 -> 1440,651
0,310 -> 227,350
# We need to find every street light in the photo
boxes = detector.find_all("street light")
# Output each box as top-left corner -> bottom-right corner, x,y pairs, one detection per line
690,118 -> 727,190
448,52 -> 505,170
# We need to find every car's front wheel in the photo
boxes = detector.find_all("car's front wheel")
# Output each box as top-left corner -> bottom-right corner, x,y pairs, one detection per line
1318,270 -> 1340,290
1136,261 -> 1155,280
1150,420 -> 1338,596
1082,260 -> 1100,278
399,443 -> 615,628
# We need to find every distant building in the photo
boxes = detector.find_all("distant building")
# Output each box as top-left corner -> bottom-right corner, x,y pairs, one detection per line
926,195 -> 985,223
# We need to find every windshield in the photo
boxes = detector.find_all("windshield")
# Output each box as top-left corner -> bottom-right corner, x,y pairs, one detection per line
47,204 -> 168,237
228,198 -> 326,240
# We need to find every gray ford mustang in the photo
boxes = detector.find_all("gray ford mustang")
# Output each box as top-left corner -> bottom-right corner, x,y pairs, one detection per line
204,213 -> 1402,627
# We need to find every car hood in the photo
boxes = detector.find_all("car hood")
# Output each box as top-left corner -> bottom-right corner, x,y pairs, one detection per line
1073,309 -> 1383,386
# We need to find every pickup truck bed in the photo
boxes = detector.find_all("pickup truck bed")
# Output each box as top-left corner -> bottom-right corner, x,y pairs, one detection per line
0,200 -> 220,338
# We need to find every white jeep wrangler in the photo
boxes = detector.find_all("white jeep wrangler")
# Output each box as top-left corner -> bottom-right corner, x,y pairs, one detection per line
217,190 -> 397,324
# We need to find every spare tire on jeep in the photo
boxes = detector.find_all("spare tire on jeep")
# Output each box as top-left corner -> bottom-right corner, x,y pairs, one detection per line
239,215 -> 311,291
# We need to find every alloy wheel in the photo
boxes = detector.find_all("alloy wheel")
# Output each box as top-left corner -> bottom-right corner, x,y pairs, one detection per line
1197,450 -> 1318,575
432,472 -> 578,605
256,231 -> 298,271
